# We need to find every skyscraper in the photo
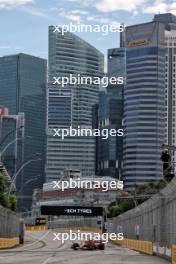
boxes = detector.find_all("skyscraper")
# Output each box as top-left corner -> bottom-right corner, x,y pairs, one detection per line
153,13 -> 176,174
123,21 -> 166,190
46,27 -> 104,181
0,53 -> 47,209
0,106 -> 24,190
98,48 -> 124,179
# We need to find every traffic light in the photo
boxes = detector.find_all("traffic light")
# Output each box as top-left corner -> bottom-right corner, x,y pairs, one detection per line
161,151 -> 174,181
161,151 -> 170,170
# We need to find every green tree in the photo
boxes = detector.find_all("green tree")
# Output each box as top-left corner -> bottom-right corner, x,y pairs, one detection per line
0,171 -> 6,193
0,171 -> 17,211
8,195 -> 17,211
107,181 -> 167,218
0,171 -> 8,207
107,199 -> 134,218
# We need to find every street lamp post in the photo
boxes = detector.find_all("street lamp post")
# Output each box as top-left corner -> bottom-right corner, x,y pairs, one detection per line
17,176 -> 39,197
8,158 -> 42,196
17,176 -> 40,212
0,125 -> 24,148
0,136 -> 30,192
0,136 -> 30,161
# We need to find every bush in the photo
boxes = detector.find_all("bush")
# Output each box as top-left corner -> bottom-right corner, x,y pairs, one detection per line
0,171 -> 16,211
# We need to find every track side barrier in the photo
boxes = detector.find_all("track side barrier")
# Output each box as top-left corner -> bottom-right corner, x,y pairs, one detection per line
0,237 -> 19,249
25,226 -> 48,231
54,227 -> 102,233
172,245 -> 176,264
25,226 -> 100,232
111,238 -> 153,255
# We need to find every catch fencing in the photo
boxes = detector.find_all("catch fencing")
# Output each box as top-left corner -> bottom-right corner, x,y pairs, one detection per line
0,206 -> 20,248
108,177 -> 176,248
107,177 -> 176,262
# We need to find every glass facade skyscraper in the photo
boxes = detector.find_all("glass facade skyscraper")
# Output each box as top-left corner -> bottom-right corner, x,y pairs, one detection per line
0,107 -> 24,190
98,48 -> 124,179
0,53 -> 47,210
46,27 -> 104,181
108,47 -> 125,77
153,14 -> 176,174
123,22 -> 166,190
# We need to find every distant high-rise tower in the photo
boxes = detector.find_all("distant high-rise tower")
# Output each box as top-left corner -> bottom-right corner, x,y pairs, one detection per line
123,21 -> 166,190
0,53 -> 47,210
46,27 -> 104,181
0,106 -> 24,189
153,13 -> 176,174
98,47 -> 124,178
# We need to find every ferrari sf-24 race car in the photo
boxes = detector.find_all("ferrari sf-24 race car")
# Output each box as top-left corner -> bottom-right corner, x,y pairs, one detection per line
71,240 -> 105,250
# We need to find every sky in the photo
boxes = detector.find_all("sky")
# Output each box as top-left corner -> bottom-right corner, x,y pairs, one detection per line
0,0 -> 176,61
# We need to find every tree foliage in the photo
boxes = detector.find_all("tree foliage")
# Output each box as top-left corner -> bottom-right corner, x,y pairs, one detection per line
107,181 -> 167,218
0,171 -> 17,211
107,199 -> 134,218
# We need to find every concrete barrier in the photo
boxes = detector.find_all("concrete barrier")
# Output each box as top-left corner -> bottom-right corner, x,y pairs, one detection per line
172,245 -> 176,264
0,237 -> 19,249
54,227 -> 101,233
112,238 -> 153,255
25,226 -> 48,231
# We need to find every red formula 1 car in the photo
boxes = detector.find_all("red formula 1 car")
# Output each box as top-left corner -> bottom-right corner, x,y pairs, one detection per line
71,240 -> 105,250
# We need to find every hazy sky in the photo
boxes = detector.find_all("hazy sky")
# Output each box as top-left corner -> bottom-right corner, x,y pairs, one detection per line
0,0 -> 175,60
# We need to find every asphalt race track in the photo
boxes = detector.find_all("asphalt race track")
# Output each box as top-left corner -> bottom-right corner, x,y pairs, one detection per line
0,231 -> 170,264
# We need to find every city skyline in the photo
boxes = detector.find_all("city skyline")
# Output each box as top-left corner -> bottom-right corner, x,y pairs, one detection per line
1,14 -> 175,198
0,0 -> 176,61
0,3 -> 176,263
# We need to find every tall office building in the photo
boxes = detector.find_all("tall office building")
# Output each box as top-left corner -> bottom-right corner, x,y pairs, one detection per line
0,54 -> 47,210
46,27 -> 104,181
153,14 -> 176,173
98,48 -> 124,178
108,47 -> 125,77
123,20 -> 166,190
0,107 -> 24,190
